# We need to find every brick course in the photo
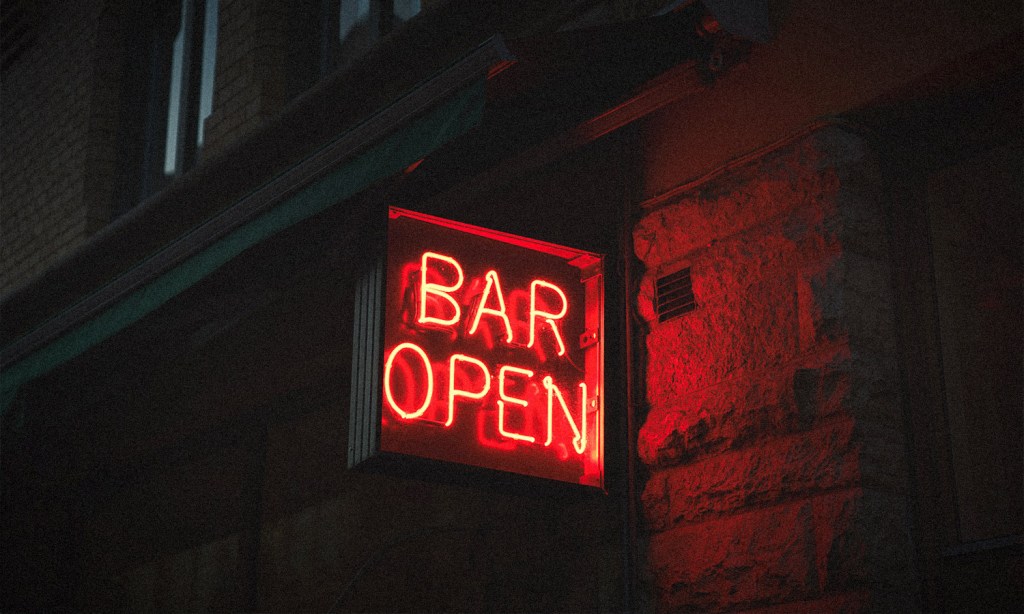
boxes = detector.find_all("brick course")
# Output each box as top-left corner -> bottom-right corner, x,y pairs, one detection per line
1,1 -> 123,295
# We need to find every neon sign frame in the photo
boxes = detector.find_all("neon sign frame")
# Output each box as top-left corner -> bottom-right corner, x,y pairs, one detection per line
349,207 -> 605,490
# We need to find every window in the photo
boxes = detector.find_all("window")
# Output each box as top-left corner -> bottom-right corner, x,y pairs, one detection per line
272,1 -> 424,112
116,0 -> 218,213
149,0 -> 218,189
322,0 -> 422,75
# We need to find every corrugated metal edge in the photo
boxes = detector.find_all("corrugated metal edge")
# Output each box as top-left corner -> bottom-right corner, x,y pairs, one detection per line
349,255 -> 385,468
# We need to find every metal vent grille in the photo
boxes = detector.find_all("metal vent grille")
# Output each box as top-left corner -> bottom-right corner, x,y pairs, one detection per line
655,267 -> 695,322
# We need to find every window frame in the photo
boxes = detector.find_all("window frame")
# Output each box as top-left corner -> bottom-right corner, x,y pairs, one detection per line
319,0 -> 423,77
116,0 -> 217,213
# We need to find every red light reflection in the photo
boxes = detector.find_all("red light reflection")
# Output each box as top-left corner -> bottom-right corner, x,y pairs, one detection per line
448,353 -> 491,427
468,270 -> 514,343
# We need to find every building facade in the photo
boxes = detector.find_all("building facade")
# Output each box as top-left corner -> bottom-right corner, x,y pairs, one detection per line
2,0 -> 1021,611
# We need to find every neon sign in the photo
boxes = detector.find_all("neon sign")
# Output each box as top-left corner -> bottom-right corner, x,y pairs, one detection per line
357,207 -> 604,489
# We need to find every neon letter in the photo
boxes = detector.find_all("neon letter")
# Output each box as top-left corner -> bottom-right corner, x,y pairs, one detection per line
383,342 -> 434,419
418,251 -> 464,327
528,280 -> 568,356
497,365 -> 536,443
543,377 -> 587,454
468,270 -> 514,343
448,353 -> 491,427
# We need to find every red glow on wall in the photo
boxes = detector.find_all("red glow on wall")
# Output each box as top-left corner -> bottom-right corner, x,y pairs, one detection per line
380,207 -> 605,488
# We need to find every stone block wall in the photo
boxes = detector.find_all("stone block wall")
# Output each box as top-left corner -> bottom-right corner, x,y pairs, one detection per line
632,126 -> 917,612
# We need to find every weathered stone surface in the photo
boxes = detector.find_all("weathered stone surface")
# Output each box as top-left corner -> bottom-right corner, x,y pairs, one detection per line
636,193 -> 878,402
643,418 -> 861,531
810,488 -> 917,609
637,207 -> 894,394
791,365 -> 847,424
633,127 -> 881,269
730,590 -> 869,614
647,489 -> 915,613
792,351 -> 902,430
637,345 -> 866,467
633,133 -> 849,269
638,365 -> 798,468
797,252 -> 898,356
649,500 -> 820,612
639,225 -> 806,403
635,127 -> 914,612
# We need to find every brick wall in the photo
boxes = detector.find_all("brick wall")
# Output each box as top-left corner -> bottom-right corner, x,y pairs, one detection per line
201,0 -> 259,158
202,0 -> 302,161
633,126 -> 917,612
0,0 -> 305,298
0,1 -> 104,296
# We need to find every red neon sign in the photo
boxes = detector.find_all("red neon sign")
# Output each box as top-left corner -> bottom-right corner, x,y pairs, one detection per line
378,207 -> 604,488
